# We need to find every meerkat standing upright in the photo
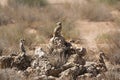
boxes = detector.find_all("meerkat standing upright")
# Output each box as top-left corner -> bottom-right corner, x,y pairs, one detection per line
99,51 -> 107,71
20,39 -> 26,54
53,22 -> 62,37
99,52 -> 105,64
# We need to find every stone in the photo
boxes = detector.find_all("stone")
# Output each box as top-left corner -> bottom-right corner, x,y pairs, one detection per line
12,54 -> 32,70
86,64 -> 98,77
84,73 -> 93,78
75,47 -> 86,57
46,68 -> 62,77
0,56 -> 14,68
35,47 -> 45,58
67,53 -> 86,66
59,66 -> 83,80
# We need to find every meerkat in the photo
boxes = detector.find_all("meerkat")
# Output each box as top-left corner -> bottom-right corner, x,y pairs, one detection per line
99,51 -> 107,71
0,49 -> 2,56
99,52 -> 105,64
53,22 -> 62,37
20,39 -> 26,54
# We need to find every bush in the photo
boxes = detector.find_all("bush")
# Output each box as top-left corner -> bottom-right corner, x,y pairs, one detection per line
96,32 -> 120,65
71,0 -> 112,21
100,0 -> 120,5
9,0 -> 48,7
0,24 -> 36,51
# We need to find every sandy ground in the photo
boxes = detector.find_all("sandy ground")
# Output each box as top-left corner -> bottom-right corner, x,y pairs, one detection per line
75,20 -> 118,51
0,0 -> 8,7
48,0 -> 73,3
75,9 -> 120,51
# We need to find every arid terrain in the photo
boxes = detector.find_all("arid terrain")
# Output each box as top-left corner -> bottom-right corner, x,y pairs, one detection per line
0,0 -> 120,80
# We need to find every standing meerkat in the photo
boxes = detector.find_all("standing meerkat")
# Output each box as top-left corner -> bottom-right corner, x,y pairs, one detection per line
20,39 -> 26,54
53,22 -> 62,37
99,52 -> 105,64
98,51 -> 108,71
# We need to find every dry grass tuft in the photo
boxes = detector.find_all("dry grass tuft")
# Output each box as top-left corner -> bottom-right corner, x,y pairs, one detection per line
69,0 -> 112,21
0,0 -> 81,54
96,32 -> 120,65
0,69 -> 24,80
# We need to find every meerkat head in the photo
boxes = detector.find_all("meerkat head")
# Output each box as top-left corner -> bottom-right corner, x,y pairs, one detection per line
99,51 -> 106,59
99,51 -> 105,56
56,22 -> 62,26
20,39 -> 25,43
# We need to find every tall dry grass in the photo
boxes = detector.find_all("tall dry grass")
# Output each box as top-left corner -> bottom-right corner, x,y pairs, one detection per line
96,32 -> 120,65
0,69 -> 24,80
0,0 -> 116,56
68,0 -> 112,21
99,0 -> 120,11
0,0 -> 81,54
